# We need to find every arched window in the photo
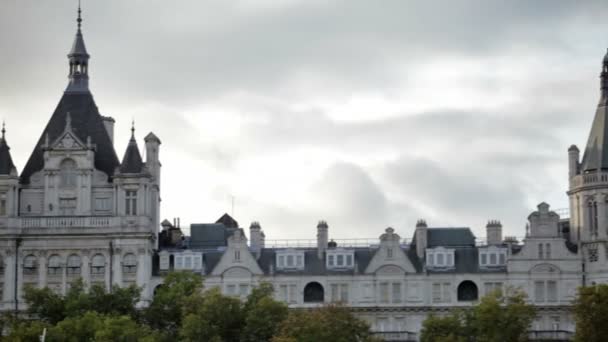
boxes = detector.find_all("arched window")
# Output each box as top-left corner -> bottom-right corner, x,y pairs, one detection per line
91,254 -> 105,275
303,282 -> 324,303
59,159 -> 77,188
23,254 -> 38,275
457,280 -> 478,301
48,255 -> 62,275
123,253 -> 137,274
67,254 -> 81,275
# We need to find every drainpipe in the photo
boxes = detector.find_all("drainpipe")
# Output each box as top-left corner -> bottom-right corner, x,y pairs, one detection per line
109,241 -> 114,293
14,237 -> 22,313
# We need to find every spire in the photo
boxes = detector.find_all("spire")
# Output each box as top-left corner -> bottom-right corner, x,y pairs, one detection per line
65,1 -> 90,93
580,49 -> 608,173
120,123 -> 144,174
0,122 -> 17,176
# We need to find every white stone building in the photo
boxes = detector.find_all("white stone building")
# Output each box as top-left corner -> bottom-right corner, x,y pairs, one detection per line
0,7 -> 161,311
4,6 -> 608,342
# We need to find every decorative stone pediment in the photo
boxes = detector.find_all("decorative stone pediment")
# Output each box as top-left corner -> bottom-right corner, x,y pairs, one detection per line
365,227 -> 416,274
51,131 -> 86,151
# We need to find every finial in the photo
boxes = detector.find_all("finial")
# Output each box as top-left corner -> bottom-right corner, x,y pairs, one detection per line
1,121 -> 5,140
131,120 -> 135,137
77,0 -> 82,30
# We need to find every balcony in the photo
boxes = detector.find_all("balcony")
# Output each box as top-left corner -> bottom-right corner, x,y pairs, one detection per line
20,216 -> 116,229
371,331 -> 417,341
528,330 -> 574,341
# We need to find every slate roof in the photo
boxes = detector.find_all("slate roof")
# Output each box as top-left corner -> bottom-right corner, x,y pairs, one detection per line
0,136 -> 16,175
119,134 -> 144,173
216,213 -> 238,228
256,248 -> 377,276
426,228 -> 476,247
20,92 -> 120,184
190,223 -> 232,249
581,105 -> 608,172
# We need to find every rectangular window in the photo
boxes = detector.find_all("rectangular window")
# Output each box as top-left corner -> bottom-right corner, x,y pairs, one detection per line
446,253 -> 453,266
239,284 -> 249,298
437,253 -> 444,266
363,283 -> 374,299
432,283 -> 442,302
125,191 -> 137,215
328,255 -> 334,267
392,283 -> 402,303
538,244 -> 544,259
287,255 -> 294,267
546,244 -> 551,259
226,284 -> 236,296
331,284 -> 339,302
95,197 -> 111,212
340,284 -> 349,302
184,256 -> 192,269
0,194 -> 6,216
490,253 -> 497,265
175,256 -> 183,269
296,255 -> 303,267
59,198 -> 77,215
380,282 -> 389,303
547,281 -> 557,302
289,285 -> 297,304
481,253 -> 487,265
499,253 -> 506,265
279,285 -> 288,302
535,281 -> 545,302
278,255 -> 285,268
442,283 -> 451,302
346,254 -> 353,266
337,254 -> 344,267
428,253 -> 434,266
193,255 -> 202,270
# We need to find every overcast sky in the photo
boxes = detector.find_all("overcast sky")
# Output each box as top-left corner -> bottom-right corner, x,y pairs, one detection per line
1,0 -> 607,241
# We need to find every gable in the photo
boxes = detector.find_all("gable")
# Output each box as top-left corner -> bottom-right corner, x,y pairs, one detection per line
365,246 -> 416,274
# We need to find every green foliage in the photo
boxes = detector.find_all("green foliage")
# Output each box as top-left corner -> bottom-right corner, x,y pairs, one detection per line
143,271 -> 203,338
574,284 -> 608,342
420,288 -> 536,342
23,278 -> 141,324
241,283 -> 289,342
272,304 -> 379,342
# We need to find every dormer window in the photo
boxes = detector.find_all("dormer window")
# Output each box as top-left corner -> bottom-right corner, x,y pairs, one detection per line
426,247 -> 455,268
326,249 -> 355,269
59,159 -> 77,188
175,252 -> 203,271
276,250 -> 305,270
479,247 -> 507,267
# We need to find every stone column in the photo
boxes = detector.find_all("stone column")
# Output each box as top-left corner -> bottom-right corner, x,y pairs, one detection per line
61,259 -> 67,295
104,252 -> 111,290
81,251 -> 90,287
582,198 -> 592,241
601,195 -> 608,239
16,251 -> 23,304
136,248 -> 149,299
3,249 -> 15,306
38,251 -> 47,288
112,249 -> 122,288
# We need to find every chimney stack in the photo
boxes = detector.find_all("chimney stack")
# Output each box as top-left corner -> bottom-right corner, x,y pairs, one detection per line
415,219 -> 427,259
568,145 -> 580,179
486,220 -> 503,245
249,221 -> 265,258
317,220 -> 329,259
101,116 -> 115,143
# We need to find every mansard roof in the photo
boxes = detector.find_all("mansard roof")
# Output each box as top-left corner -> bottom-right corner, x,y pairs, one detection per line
216,213 -> 239,228
119,135 -> 144,174
20,92 -> 120,184
0,135 -> 16,175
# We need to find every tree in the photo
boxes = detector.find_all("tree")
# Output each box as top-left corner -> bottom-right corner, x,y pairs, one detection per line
241,283 -> 289,342
420,288 -> 535,342
574,284 -> 608,342
272,304 -> 380,342
180,287 -> 244,342
143,271 -> 203,338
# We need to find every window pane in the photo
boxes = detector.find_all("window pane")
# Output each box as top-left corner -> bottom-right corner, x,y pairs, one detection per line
499,253 -> 506,264
446,253 -> 453,266
547,281 -> 557,302
337,255 -> 344,266
481,253 -> 487,265
490,253 -> 497,265
428,254 -> 434,266
287,255 -> 294,267
328,255 -> 334,266
442,283 -> 451,302
437,253 -> 444,265
535,281 -> 545,302
346,254 -> 353,266
392,283 -> 401,303
432,283 -> 441,302
296,255 -> 303,267
340,284 -> 349,302
380,283 -> 389,303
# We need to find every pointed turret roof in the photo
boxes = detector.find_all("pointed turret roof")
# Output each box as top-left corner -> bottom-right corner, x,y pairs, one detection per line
20,93 -> 120,183
0,123 -> 17,175
581,49 -> 608,172
65,3 -> 90,94
69,5 -> 89,58
119,123 -> 144,174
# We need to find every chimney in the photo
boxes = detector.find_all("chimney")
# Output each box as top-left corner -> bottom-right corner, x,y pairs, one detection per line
249,221 -> 264,258
486,220 -> 503,245
317,220 -> 329,259
101,116 -> 115,143
415,219 -> 427,259
568,145 -> 580,179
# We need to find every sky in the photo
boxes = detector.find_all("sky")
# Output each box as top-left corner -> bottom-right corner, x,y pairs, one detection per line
1,0 -> 607,242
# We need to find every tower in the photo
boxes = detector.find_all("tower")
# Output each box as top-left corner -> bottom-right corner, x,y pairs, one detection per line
568,49 -> 608,282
